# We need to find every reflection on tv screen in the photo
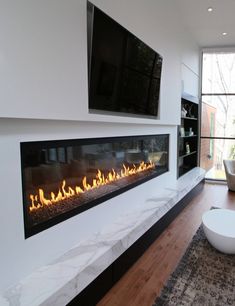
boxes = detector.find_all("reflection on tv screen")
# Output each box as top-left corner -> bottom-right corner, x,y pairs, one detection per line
88,2 -> 163,118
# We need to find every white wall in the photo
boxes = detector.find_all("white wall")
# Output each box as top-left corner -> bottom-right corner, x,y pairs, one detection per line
0,0 -> 185,125
181,32 -> 200,97
0,0 -> 199,292
181,64 -> 199,98
0,119 -> 176,291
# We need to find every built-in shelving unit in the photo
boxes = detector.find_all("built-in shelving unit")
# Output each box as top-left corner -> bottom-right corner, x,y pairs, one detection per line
179,151 -> 197,159
178,94 -> 199,177
181,116 -> 198,121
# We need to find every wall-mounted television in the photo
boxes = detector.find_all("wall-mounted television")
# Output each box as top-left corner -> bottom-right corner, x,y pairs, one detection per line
87,2 -> 163,119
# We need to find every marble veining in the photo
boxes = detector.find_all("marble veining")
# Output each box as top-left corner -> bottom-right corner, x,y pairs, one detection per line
1,167 -> 205,306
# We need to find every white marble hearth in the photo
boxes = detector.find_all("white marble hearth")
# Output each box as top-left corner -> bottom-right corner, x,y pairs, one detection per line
1,167 -> 205,306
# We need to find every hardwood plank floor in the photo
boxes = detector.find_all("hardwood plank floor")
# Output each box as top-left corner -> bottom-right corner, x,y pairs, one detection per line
98,183 -> 235,306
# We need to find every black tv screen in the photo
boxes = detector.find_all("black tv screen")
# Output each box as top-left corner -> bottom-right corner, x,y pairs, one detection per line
87,2 -> 163,118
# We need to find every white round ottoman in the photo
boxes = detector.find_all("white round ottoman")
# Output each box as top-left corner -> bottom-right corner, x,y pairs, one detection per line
202,209 -> 235,254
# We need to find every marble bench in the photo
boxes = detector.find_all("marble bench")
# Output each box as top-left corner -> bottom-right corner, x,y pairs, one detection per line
1,167 -> 205,306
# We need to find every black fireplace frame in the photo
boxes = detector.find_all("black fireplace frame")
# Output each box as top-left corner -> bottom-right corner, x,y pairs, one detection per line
20,134 -> 169,238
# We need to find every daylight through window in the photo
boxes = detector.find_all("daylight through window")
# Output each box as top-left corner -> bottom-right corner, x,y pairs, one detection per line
201,51 -> 235,180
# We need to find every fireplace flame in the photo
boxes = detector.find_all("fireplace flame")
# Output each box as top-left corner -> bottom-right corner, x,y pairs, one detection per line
29,161 -> 155,212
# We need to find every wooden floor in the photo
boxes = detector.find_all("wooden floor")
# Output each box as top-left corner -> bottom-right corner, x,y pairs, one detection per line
98,183 -> 235,306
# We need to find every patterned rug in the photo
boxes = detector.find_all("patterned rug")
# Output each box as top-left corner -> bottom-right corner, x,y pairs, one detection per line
153,225 -> 235,306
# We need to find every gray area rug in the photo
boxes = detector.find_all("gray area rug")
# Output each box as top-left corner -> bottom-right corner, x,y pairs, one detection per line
153,225 -> 235,306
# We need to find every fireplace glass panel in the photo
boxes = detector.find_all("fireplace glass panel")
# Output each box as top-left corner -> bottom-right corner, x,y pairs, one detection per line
21,134 -> 169,237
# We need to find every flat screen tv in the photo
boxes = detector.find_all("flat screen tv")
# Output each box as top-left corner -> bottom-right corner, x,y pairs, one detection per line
87,2 -> 163,118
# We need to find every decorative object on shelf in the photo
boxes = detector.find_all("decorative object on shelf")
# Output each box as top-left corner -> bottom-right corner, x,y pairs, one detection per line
183,103 -> 195,118
180,127 -> 185,137
188,104 -> 195,118
189,127 -> 194,136
186,142 -> 190,154
181,106 -> 187,117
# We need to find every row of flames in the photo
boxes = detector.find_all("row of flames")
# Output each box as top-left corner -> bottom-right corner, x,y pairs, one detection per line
29,161 -> 155,213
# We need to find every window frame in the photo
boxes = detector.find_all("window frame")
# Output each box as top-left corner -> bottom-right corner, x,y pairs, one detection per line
200,48 -> 235,181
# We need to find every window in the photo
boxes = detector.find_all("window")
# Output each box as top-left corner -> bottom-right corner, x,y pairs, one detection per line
200,51 -> 235,180
209,113 -> 214,159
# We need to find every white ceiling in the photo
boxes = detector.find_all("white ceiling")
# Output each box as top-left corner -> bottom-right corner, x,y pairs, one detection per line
177,0 -> 235,48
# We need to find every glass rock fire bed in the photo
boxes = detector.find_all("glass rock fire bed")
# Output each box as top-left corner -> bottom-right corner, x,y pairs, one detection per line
21,134 -> 169,238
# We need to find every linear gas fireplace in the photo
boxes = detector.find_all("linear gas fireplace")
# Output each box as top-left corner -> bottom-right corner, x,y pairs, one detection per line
21,134 -> 169,238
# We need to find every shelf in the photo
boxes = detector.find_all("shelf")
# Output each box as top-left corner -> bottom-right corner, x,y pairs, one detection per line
180,135 -> 197,138
179,151 -> 197,158
178,96 -> 199,178
181,93 -> 199,104
181,116 -> 197,120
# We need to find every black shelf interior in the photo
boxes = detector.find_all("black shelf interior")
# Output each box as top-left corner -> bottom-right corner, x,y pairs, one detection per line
179,151 -> 197,158
180,135 -> 197,139
181,116 -> 197,121
178,97 -> 199,178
